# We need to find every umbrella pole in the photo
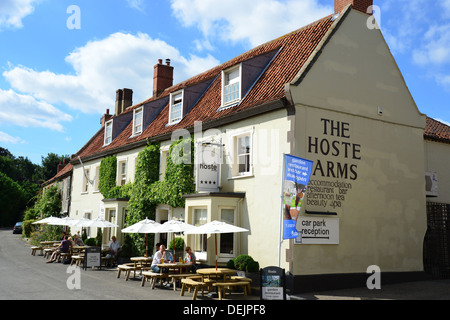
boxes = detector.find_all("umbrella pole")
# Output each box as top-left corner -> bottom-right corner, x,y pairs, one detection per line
145,234 -> 148,258
215,234 -> 218,270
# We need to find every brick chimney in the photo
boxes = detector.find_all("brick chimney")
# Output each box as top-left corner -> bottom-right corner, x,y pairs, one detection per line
101,109 -> 112,127
335,0 -> 373,14
57,159 -> 67,173
153,58 -> 173,97
115,88 -> 133,116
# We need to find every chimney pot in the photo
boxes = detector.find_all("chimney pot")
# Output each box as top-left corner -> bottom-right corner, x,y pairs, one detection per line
153,58 -> 174,97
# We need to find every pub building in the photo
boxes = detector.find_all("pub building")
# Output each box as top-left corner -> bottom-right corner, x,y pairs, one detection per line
44,0 -> 450,293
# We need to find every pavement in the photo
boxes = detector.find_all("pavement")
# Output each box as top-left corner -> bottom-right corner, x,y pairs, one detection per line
2,228 -> 450,301
289,279 -> 450,300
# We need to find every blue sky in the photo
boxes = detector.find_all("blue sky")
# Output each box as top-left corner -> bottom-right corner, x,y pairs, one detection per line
1,0 -> 449,165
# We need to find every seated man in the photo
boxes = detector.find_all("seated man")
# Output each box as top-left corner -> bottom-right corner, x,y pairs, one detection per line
151,244 -> 168,273
105,236 -> 120,267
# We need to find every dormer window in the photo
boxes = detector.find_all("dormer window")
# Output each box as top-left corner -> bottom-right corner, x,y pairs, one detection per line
104,120 -> 113,145
169,90 -> 183,125
222,65 -> 241,109
132,107 -> 143,136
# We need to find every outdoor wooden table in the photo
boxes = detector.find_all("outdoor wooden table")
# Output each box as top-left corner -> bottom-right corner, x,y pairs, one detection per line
71,246 -> 85,254
130,256 -> 152,275
156,262 -> 192,274
130,256 -> 152,268
196,268 -> 237,282
40,241 -> 60,247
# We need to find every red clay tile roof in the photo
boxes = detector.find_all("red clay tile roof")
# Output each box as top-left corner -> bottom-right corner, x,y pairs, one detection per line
425,117 -> 450,144
75,15 -> 335,161
44,162 -> 73,185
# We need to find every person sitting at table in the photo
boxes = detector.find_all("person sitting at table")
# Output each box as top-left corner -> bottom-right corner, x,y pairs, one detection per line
105,236 -> 120,267
151,244 -> 168,273
184,246 -> 198,272
46,235 -> 71,263
73,233 -> 84,246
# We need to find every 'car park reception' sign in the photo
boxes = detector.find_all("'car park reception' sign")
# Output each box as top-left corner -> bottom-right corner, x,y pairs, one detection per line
296,217 -> 339,244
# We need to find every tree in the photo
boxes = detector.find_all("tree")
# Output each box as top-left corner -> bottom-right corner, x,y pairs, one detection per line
0,172 -> 27,226
36,153 -> 70,183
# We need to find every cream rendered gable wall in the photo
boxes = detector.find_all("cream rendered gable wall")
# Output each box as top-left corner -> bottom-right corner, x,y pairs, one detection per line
287,9 -> 427,275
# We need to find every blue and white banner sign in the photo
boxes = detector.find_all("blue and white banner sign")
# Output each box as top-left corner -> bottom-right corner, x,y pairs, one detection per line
282,154 -> 313,240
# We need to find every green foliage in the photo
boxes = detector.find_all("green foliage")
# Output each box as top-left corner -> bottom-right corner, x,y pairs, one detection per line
98,156 -> 117,198
0,172 -> 27,226
246,260 -> 260,272
168,237 -> 185,250
35,186 -> 61,218
29,224 -> 63,246
38,153 -> 70,183
150,138 -> 195,208
124,143 -> 161,256
123,139 -> 195,256
107,182 -> 134,199
226,259 -> 235,269
22,219 -> 36,238
84,238 -> 97,246
233,254 -> 256,272
24,207 -> 38,221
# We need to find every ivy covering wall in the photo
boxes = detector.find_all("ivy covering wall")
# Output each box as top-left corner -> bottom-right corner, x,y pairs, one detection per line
98,138 -> 195,256
98,155 -> 117,198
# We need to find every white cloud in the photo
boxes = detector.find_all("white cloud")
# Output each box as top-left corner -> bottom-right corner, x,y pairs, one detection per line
3,32 -> 220,114
0,131 -> 25,144
125,0 -> 145,12
0,0 -> 38,29
413,24 -> 450,66
170,0 -> 332,48
0,88 -> 72,132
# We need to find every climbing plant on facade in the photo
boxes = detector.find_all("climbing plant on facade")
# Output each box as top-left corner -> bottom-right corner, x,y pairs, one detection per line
98,155 -> 117,198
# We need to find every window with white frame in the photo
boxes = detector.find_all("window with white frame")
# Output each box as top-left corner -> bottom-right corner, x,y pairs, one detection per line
228,128 -> 253,177
104,120 -> 113,145
132,106 -> 143,136
169,91 -> 183,124
82,168 -> 90,193
159,146 -> 170,180
118,160 -> 127,186
219,208 -> 236,255
193,208 -> 207,253
222,66 -> 241,108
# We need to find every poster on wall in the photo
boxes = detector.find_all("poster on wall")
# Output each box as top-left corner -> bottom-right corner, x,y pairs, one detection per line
282,154 -> 313,240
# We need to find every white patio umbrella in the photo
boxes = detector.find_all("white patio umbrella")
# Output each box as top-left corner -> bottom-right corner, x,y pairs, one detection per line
32,216 -> 62,224
121,218 -> 161,257
85,217 -> 119,228
154,219 -> 197,261
48,216 -> 77,226
185,220 -> 249,270
72,217 -> 92,227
